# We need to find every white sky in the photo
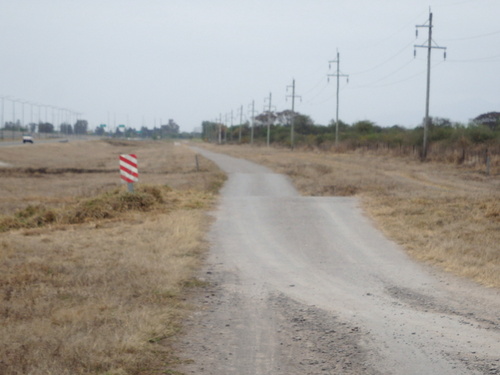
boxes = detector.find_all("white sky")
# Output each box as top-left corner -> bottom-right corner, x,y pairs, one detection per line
1,0 -> 499,132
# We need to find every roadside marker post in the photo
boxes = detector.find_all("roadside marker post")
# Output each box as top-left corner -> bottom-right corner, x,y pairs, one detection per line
119,154 -> 138,192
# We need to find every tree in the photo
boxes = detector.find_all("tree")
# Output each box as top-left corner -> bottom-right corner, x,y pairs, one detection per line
140,126 -> 153,138
352,120 -> 380,134
94,126 -> 105,136
39,122 -> 54,133
202,121 -> 218,141
328,119 -> 350,132
4,120 -> 24,131
254,111 -> 277,127
293,114 -> 315,134
74,120 -> 88,135
429,117 -> 452,128
161,119 -> 180,135
275,110 -> 295,126
473,112 -> 500,131
60,123 -> 73,135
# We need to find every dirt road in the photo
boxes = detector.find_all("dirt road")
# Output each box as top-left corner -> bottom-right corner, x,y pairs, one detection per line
177,148 -> 500,374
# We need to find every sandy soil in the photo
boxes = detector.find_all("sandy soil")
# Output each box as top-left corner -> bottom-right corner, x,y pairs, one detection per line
176,147 -> 500,375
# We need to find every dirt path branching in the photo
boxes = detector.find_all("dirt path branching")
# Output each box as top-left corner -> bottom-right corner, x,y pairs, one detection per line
198,144 -> 500,288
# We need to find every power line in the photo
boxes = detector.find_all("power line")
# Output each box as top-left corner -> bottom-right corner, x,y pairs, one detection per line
350,41 -> 416,76
351,59 -> 415,89
443,29 -> 500,41
447,53 -> 500,63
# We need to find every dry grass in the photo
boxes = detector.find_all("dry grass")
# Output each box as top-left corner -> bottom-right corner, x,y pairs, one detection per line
199,143 -> 500,289
0,139 -> 225,374
0,139 -> 224,215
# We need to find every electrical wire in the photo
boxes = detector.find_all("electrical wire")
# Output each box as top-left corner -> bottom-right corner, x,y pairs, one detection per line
350,59 -> 416,89
301,75 -> 328,96
443,29 -> 500,42
345,9 -> 428,53
302,81 -> 329,105
350,40 -> 415,75
447,54 -> 500,63
372,60 -> 445,89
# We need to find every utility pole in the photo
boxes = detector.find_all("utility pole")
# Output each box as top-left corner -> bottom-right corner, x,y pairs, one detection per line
1,96 -> 9,133
248,100 -> 255,145
238,104 -> 243,143
0,96 -> 8,139
286,79 -> 302,149
218,113 -> 222,144
29,102 -> 34,127
328,49 -> 349,146
264,92 -> 272,147
224,113 -> 228,143
12,98 -> 16,126
230,110 -> 234,142
415,10 -> 447,160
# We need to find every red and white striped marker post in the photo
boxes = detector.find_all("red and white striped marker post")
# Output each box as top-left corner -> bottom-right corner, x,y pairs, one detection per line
119,154 -> 138,192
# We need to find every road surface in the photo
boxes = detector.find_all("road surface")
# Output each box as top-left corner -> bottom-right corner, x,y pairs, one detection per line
177,147 -> 500,374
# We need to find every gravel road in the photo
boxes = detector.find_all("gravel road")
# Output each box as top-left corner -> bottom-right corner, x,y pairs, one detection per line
177,147 -> 500,374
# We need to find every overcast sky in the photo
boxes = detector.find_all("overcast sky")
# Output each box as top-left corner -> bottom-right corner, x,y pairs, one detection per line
1,0 -> 499,132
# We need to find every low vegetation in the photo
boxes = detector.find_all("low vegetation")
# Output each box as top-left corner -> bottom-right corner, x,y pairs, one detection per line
202,113 -> 500,168
0,139 -> 225,374
199,143 -> 500,288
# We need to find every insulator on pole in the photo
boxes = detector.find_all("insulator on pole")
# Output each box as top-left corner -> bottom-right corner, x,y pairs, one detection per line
414,49 -> 417,58
416,29 -> 418,38
444,51 -> 447,60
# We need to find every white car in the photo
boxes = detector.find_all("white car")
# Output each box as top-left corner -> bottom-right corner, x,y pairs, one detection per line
22,135 -> 34,144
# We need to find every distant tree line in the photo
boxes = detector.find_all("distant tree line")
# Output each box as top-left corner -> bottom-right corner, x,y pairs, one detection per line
93,119 -> 199,139
202,111 -> 500,164
2,120 -> 88,135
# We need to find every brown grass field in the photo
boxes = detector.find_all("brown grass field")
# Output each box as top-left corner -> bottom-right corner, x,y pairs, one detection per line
199,143 -> 500,289
0,139 -> 499,374
0,139 -> 225,375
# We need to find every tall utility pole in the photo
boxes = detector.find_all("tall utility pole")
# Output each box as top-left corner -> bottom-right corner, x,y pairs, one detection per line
218,113 -> 222,144
29,102 -> 34,126
264,92 -> 272,147
415,10 -> 447,160
328,50 -> 349,146
230,110 -> 234,142
21,101 -> 27,129
12,98 -> 16,126
248,100 -> 255,145
224,113 -> 228,143
1,96 -> 9,132
238,105 -> 243,143
286,79 -> 302,149
0,96 -> 7,139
